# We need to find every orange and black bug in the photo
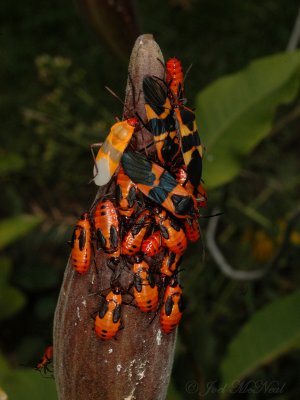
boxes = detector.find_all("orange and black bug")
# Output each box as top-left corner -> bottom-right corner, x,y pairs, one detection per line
141,231 -> 162,257
94,287 -> 122,340
160,277 -> 184,333
173,104 -> 203,195
121,209 -> 152,256
142,75 -> 180,166
131,258 -> 159,312
94,199 -> 120,264
71,212 -> 92,274
115,166 -> 138,218
35,345 -> 53,377
183,218 -> 201,243
166,57 -> 185,102
160,250 -> 182,277
154,208 -> 187,255
121,152 -> 198,219
160,60 -> 204,195
93,117 -> 139,186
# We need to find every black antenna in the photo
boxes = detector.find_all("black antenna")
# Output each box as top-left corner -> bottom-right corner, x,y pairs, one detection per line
105,86 -> 131,113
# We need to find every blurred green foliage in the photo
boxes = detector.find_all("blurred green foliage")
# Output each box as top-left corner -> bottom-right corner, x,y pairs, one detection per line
0,353 -> 56,400
221,290 -> 300,397
0,257 -> 26,320
197,51 -> 300,189
1,1 -> 300,399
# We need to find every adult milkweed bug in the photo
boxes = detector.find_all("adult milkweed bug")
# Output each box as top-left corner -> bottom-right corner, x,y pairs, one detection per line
94,199 -> 120,264
71,213 -> 92,274
160,250 -> 182,277
131,257 -> 159,312
144,68 -> 203,196
121,152 -> 198,219
93,117 -> 139,186
35,345 -> 53,377
173,104 -> 203,195
160,277 -> 184,333
142,76 -> 180,166
141,231 -> 162,257
94,287 -> 122,340
121,209 -> 152,256
183,218 -> 201,243
154,208 -> 187,255
115,166 -> 138,218
165,59 -> 204,195
166,57 -> 185,102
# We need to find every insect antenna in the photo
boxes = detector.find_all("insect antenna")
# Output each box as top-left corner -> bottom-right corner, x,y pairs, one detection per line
105,86 -> 131,112
183,63 -> 193,83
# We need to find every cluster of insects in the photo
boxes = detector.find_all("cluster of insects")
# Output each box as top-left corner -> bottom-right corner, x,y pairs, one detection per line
69,57 -> 207,341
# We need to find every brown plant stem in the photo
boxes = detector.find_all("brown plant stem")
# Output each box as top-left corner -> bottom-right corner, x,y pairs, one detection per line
53,34 -> 177,400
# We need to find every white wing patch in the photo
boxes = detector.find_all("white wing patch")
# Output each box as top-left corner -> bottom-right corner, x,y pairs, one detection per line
93,158 -> 112,186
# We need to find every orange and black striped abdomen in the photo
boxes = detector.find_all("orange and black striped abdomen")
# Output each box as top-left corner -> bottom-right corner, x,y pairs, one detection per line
166,57 -> 184,102
141,231 -> 162,257
71,213 -> 92,274
132,260 -> 159,312
95,289 -> 122,340
165,58 -> 204,196
160,279 -> 184,333
94,200 -> 120,260
143,76 -> 180,166
122,152 -> 198,219
122,210 -> 151,256
154,209 -> 187,255
115,167 -> 137,218
174,105 -> 203,195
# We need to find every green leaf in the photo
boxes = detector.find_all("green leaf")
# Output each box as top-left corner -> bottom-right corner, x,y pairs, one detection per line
0,151 -> 25,176
2,367 -> 57,400
196,51 -> 300,189
0,353 -> 11,378
0,257 -> 11,286
0,214 -> 42,250
0,286 -> 26,320
221,290 -> 300,397
1,351 -> 57,399
0,257 -> 26,320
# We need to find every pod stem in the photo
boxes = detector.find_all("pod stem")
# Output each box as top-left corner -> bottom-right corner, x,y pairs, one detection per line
53,34 -> 177,400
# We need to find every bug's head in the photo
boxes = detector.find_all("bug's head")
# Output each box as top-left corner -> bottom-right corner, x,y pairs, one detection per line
127,117 -> 139,128
80,212 -> 89,221
134,254 -> 143,264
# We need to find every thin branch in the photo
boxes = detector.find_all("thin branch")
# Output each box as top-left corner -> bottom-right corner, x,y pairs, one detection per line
206,208 -> 266,280
206,205 -> 300,281
286,5 -> 300,52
